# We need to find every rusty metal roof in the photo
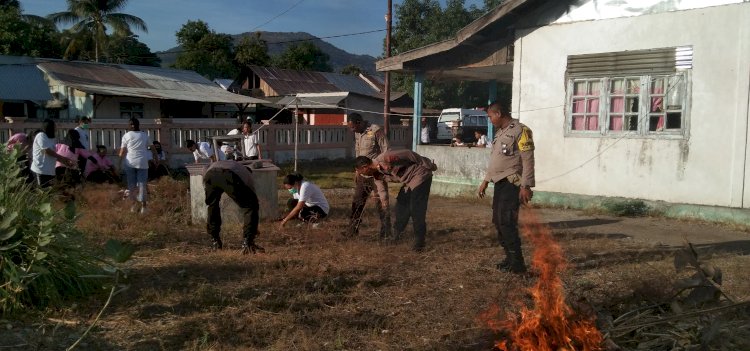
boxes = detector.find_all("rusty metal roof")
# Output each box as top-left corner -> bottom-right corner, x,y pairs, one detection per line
36,61 -> 267,104
0,64 -> 53,102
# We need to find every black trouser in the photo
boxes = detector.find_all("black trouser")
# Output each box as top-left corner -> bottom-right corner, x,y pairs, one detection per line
287,199 -> 327,222
492,179 -> 526,271
349,175 -> 390,236
33,172 -> 55,188
393,176 -> 432,250
204,168 -> 259,244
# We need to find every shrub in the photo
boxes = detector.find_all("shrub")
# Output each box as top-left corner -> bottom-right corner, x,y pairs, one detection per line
601,199 -> 650,217
0,148 -> 102,315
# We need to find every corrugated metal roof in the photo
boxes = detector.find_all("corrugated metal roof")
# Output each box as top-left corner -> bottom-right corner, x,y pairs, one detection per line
320,72 -> 380,97
36,61 -> 266,104
39,61 -> 150,88
275,92 -> 348,109
0,64 -> 53,101
248,66 -> 340,95
213,78 -> 235,90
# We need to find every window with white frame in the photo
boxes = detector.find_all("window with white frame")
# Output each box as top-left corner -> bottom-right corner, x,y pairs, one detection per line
566,47 -> 691,137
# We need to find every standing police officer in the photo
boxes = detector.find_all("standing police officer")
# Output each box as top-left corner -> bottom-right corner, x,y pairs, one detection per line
478,102 -> 535,274
346,113 -> 391,238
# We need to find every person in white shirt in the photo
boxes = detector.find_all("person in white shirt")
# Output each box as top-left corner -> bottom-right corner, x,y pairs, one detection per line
227,121 -> 262,160
475,130 -> 491,148
280,173 -> 329,227
420,117 -> 431,145
119,118 -> 156,214
74,116 -> 91,150
186,140 -> 225,163
31,119 -> 75,188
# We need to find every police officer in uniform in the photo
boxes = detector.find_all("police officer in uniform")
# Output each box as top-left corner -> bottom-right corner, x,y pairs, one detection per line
478,102 -> 535,274
347,113 -> 391,238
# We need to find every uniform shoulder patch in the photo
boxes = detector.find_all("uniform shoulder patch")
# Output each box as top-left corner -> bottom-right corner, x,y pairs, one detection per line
518,126 -> 535,152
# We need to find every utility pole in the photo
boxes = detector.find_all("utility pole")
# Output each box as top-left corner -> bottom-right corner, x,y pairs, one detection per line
383,0 -> 392,138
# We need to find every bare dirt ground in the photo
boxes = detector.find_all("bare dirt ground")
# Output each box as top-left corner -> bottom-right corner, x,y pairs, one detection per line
2,178 -> 749,350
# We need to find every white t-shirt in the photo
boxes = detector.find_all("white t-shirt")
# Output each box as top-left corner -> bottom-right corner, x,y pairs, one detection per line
120,131 -> 151,169
476,134 -> 489,147
299,181 -> 329,214
75,126 -> 90,149
193,141 -> 225,162
228,129 -> 260,157
421,125 -> 430,143
31,132 -> 57,175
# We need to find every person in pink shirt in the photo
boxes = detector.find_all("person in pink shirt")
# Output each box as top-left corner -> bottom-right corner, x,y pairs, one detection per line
55,129 -> 96,200
85,145 -> 119,184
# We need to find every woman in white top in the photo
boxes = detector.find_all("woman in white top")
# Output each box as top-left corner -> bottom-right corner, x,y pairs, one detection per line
119,118 -> 156,214
279,173 -> 329,227
30,119 -> 75,188
474,131 -> 491,148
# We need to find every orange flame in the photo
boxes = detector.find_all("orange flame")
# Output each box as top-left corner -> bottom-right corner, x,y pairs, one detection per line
482,209 -> 603,351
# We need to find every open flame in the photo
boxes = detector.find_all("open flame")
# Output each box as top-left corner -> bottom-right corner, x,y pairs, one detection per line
482,209 -> 604,351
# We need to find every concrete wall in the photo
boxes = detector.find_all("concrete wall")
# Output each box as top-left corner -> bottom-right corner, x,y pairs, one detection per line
95,96 -> 160,119
512,3 -> 750,208
416,145 -> 490,197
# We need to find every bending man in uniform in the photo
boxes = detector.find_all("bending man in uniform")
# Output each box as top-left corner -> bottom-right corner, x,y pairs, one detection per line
346,113 -> 391,238
477,101 -> 535,274
356,149 -> 437,252
203,160 -> 264,254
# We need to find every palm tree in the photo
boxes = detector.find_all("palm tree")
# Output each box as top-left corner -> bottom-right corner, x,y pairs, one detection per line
48,0 -> 147,62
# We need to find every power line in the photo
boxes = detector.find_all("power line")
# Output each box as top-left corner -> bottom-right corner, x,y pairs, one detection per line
250,0 -> 306,32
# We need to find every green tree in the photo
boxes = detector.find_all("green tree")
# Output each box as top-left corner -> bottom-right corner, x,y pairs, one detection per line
48,0 -> 147,62
274,42 -> 332,72
340,64 -> 363,76
390,0 -> 491,109
234,32 -> 271,67
173,20 -> 237,79
0,2 -> 60,57
105,32 -> 161,66
483,0 -> 505,11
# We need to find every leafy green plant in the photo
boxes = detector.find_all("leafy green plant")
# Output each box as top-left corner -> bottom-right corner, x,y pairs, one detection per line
601,199 -> 650,217
0,147 -> 102,315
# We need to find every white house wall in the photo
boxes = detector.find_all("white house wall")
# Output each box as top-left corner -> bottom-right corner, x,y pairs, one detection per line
513,3 -> 750,208
552,0 -> 743,24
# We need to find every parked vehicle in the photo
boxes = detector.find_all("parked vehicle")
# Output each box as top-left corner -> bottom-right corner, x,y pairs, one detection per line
435,108 -> 489,143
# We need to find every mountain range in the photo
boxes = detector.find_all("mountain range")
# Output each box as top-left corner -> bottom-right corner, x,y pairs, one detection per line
156,31 -> 379,74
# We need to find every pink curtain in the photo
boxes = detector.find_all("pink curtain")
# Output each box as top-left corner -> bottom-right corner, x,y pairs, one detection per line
651,86 -> 664,130
610,116 -> 623,131
586,116 -> 598,130
573,116 -> 584,130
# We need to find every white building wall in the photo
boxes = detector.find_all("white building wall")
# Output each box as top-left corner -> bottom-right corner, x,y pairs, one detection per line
513,3 -> 750,208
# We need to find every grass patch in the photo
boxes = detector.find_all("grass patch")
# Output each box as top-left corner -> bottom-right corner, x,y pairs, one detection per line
601,199 -> 651,217
277,159 -> 355,189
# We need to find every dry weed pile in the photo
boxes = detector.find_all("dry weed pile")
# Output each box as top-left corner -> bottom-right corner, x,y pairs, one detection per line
0,178 -> 748,350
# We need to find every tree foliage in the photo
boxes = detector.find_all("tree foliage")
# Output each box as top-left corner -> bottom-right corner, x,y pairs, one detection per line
106,33 -> 161,66
340,64 -> 363,76
173,20 -> 237,80
234,32 -> 271,67
274,41 -> 332,72
390,0 -> 496,109
48,0 -> 147,62
0,3 -> 61,57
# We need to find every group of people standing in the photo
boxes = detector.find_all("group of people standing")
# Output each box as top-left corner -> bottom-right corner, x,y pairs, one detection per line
346,102 -> 535,274
5,117 -> 162,215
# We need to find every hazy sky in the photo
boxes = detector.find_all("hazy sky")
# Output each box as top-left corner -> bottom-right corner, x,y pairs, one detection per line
20,0 -> 485,57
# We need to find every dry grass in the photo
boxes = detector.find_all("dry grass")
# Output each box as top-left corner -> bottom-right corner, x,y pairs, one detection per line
1,178 -> 749,350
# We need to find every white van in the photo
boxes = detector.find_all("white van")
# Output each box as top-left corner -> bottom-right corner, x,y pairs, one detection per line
436,108 -> 489,143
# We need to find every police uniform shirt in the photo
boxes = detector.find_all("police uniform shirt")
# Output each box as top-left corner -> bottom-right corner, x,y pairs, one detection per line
375,149 -> 436,190
483,119 -> 536,188
204,160 -> 256,191
354,122 -> 389,159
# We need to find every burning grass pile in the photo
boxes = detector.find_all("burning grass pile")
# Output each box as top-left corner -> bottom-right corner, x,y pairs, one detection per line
1,176 -> 748,350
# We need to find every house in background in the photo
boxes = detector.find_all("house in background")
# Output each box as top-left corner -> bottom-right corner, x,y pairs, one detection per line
0,63 -> 54,121
378,0 -> 750,221
232,65 -> 413,125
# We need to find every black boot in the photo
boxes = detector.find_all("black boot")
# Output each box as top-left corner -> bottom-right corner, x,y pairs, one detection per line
241,239 -> 265,254
496,256 -> 511,270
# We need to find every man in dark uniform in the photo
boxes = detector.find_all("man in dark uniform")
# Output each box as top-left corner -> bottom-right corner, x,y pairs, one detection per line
356,149 -> 437,252
478,102 -> 535,274
203,160 -> 264,254
347,113 -> 391,238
